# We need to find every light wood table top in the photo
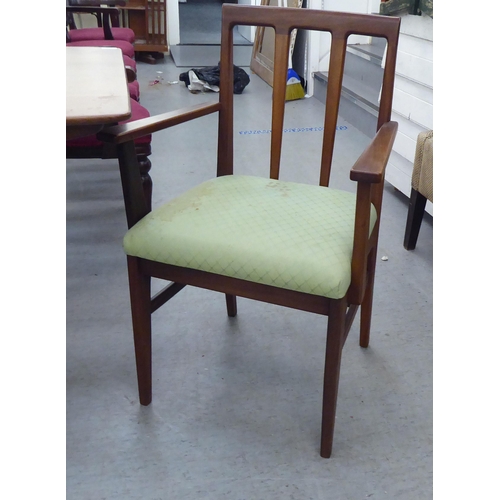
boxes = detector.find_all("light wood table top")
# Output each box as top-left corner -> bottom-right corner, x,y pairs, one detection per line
66,46 -> 131,140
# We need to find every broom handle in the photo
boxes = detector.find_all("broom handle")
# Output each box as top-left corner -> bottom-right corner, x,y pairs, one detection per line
280,0 -> 299,68
289,28 -> 297,68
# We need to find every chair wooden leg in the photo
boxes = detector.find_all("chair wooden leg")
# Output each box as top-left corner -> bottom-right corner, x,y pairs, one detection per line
127,256 -> 153,406
225,294 -> 237,317
320,298 -> 346,458
404,187 -> 427,250
359,250 -> 376,348
138,155 -> 152,212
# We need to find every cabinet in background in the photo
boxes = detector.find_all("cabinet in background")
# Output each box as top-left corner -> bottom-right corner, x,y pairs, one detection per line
121,0 -> 168,61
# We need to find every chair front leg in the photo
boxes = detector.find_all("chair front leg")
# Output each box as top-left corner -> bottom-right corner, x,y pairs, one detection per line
320,297 -> 347,458
127,256 -> 153,405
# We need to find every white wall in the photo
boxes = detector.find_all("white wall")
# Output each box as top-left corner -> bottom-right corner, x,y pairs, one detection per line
167,0 -> 180,46
385,13 -> 433,212
306,0 -> 375,93
235,0 -> 260,43
371,0 -> 381,13
322,0 -> 371,11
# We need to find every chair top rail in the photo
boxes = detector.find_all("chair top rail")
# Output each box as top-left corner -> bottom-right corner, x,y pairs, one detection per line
221,5 -> 400,40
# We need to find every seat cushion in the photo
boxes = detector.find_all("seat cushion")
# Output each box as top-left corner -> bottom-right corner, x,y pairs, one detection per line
68,27 -> 135,44
124,175 -> 377,299
66,98 -> 150,148
66,39 -> 135,59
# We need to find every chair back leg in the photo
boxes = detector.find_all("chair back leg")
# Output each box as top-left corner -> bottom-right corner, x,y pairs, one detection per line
225,294 -> 237,317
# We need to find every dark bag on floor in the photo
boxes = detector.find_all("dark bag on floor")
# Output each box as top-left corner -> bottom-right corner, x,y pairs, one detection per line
180,63 -> 250,94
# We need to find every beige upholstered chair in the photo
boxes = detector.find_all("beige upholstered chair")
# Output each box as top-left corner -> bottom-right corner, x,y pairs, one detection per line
404,130 -> 433,250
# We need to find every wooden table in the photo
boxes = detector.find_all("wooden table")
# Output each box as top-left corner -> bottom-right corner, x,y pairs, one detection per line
66,46 -> 131,140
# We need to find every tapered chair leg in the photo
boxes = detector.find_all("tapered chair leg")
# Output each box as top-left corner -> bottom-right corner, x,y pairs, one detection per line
225,294 -> 237,317
359,249 -> 377,348
321,298 -> 347,458
127,256 -> 153,406
404,188 -> 427,250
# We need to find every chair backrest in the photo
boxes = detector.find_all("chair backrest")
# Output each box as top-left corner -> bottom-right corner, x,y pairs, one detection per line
98,5 -> 400,234
217,5 -> 400,194
67,1 -> 124,29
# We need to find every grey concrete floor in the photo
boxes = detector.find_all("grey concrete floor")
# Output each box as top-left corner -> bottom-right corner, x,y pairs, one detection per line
66,55 -> 433,499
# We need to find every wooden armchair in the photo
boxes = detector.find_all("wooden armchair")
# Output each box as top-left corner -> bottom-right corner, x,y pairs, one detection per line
97,5 -> 400,458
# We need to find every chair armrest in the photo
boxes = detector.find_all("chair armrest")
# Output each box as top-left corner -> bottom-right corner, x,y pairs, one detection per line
350,121 -> 398,184
124,65 -> 136,83
97,102 -> 221,144
66,5 -> 119,15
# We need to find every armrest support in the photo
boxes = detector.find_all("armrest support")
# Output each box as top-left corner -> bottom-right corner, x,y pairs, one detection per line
124,65 -> 136,83
350,121 -> 398,183
347,120 -> 398,305
97,102 -> 221,144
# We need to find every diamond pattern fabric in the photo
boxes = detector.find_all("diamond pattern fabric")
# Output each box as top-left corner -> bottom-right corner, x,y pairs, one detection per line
123,175 -> 377,299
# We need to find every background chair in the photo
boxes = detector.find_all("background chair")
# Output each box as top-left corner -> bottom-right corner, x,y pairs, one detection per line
66,3 -> 147,206
66,2 -> 135,59
96,4 -> 400,458
404,130 -> 433,250
66,0 -> 135,43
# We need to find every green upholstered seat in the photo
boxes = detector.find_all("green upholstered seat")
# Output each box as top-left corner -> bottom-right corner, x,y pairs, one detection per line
123,175 -> 377,299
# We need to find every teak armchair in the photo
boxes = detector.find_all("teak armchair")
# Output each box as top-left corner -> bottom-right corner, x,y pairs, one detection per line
97,5 -> 400,458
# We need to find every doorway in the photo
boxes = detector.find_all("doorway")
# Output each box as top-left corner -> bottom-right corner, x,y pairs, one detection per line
179,0 -> 250,45
171,0 -> 253,67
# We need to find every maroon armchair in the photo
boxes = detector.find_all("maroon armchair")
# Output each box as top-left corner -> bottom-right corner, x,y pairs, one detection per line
66,1 -> 139,101
66,0 -> 150,208
66,2 -> 136,59
66,1 -> 135,44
